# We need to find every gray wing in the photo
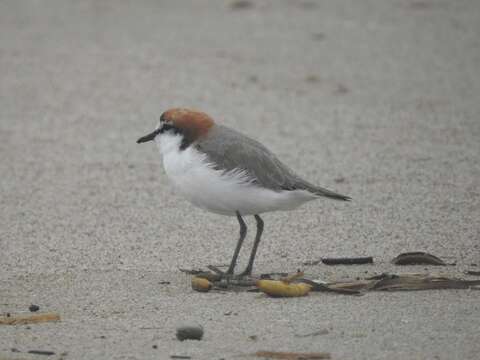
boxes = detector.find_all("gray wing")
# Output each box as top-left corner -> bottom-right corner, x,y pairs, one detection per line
196,125 -> 350,201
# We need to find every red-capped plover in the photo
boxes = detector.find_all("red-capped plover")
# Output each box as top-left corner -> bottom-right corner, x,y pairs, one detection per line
137,108 -> 350,276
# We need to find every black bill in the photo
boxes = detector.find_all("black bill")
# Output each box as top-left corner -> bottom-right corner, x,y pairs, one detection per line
136,129 -> 160,144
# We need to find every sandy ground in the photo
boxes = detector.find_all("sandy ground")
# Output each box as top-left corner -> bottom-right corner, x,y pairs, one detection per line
1,0 -> 480,359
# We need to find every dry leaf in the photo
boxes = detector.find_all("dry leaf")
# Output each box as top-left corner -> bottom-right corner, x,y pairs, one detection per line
0,312 -> 60,325
391,252 -> 446,265
257,280 -> 312,297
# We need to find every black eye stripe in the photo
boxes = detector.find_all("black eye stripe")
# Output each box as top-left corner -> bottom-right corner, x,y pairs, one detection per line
160,123 -> 172,132
159,123 -> 181,134
158,122 -> 192,151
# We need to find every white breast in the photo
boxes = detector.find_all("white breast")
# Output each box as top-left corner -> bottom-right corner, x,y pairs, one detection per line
155,133 -> 316,216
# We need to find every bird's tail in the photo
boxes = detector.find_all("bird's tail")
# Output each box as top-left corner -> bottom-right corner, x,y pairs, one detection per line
299,181 -> 351,201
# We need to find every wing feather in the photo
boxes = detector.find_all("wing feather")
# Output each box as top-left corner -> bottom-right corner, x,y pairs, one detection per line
196,125 -> 350,201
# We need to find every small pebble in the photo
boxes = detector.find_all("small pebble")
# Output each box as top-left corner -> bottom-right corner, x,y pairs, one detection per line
29,304 -> 40,312
176,325 -> 204,341
230,0 -> 253,10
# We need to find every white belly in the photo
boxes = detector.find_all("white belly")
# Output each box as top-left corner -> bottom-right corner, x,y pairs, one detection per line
155,134 -> 316,216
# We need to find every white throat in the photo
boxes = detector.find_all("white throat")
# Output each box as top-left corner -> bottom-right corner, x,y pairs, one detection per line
155,132 -> 183,155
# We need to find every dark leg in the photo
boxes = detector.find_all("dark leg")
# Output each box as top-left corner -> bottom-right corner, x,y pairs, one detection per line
226,211 -> 247,275
239,214 -> 264,276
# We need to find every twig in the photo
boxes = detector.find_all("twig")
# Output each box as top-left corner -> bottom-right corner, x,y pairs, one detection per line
28,350 -> 55,356
322,257 -> 373,265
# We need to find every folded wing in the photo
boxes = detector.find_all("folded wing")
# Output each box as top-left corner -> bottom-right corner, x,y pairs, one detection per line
196,125 -> 350,201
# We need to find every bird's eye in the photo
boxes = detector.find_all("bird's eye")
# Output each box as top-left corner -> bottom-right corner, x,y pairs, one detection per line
159,124 -> 169,133
159,123 -> 179,134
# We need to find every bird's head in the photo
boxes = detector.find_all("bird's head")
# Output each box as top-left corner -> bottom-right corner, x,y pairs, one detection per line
137,108 -> 214,150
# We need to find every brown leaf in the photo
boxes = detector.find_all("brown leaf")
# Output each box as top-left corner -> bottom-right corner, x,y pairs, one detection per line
391,252 -> 446,265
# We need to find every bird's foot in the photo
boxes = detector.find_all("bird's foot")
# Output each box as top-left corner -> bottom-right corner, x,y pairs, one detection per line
207,265 -> 256,286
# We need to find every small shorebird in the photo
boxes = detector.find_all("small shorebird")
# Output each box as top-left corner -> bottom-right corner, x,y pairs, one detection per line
137,108 -> 350,276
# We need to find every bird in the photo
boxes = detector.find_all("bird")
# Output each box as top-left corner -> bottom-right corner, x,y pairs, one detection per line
137,108 -> 350,277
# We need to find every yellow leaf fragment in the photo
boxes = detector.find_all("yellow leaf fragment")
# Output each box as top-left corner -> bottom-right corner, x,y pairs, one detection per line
191,276 -> 212,292
256,280 -> 312,297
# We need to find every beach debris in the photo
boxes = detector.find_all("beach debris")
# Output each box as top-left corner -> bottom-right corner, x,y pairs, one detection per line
304,273 -> 480,293
254,350 -> 331,359
28,350 -> 55,356
294,329 -> 329,337
302,279 -> 366,295
170,356 -> 191,359
29,304 -> 40,312
180,267 -> 480,295
280,271 -> 305,283
465,270 -> 480,276
369,273 -> 480,291
230,0 -> 253,10
260,272 -> 290,279
391,252 -> 446,265
176,325 -> 204,341
320,273 -> 480,292
191,277 -> 212,292
180,268 -> 222,282
321,256 -> 373,265
303,259 -> 321,266
0,312 -> 60,325
257,271 -> 312,297
257,280 -> 312,297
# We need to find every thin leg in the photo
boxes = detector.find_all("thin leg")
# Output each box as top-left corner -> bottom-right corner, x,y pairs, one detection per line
240,214 -> 264,276
226,211 -> 247,275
